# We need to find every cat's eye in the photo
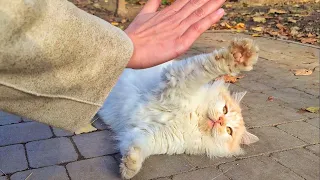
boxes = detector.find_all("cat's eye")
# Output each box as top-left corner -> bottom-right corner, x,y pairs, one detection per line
226,126 -> 233,135
223,105 -> 228,114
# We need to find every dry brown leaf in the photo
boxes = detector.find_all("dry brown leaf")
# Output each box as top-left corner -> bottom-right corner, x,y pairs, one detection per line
252,33 -> 262,37
292,69 -> 313,76
287,17 -> 297,23
220,75 -> 245,83
267,96 -> 274,101
234,23 -> 246,30
216,39 -> 226,42
253,17 -> 266,23
276,23 -> 285,30
225,4 -> 232,8
251,26 -> 263,32
300,38 -> 317,44
268,9 -> 287,14
111,22 -> 119,26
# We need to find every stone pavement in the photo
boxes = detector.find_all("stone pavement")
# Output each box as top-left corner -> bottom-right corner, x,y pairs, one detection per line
0,32 -> 319,180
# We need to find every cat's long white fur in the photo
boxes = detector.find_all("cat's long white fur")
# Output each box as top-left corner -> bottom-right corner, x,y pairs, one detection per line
98,38 -> 259,179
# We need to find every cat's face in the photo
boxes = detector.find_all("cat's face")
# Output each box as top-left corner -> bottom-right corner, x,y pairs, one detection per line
197,86 -> 258,155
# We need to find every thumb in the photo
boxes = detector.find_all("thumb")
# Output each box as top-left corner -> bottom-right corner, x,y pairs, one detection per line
139,0 -> 161,14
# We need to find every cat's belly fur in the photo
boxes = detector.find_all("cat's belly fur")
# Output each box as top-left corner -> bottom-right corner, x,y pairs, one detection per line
98,61 -> 174,132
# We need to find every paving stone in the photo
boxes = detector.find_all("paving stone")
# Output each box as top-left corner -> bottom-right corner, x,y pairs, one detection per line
183,154 -> 235,168
220,156 -> 303,180
92,118 -> 109,130
22,118 -> 33,122
278,121 -> 319,144
272,148 -> 320,180
72,130 -> 117,158
0,111 -> 21,125
66,156 -> 120,180
306,118 -> 319,128
132,155 -> 193,180
172,167 -> 229,180
26,137 -> 78,168
242,104 -> 305,127
237,127 -> 306,157
0,122 -> 52,146
305,144 -> 320,156
0,177 -> 7,180
241,92 -> 285,109
237,78 -> 275,93
10,166 -> 69,180
52,127 -> 74,137
0,145 -> 28,175
264,88 -> 318,110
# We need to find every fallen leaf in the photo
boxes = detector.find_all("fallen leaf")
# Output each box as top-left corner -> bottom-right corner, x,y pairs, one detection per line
253,16 -> 266,23
292,69 -> 313,76
219,75 -> 245,83
305,107 -> 320,113
251,26 -> 264,32
276,23 -> 285,30
252,33 -> 262,37
287,17 -> 297,23
268,9 -> 287,14
111,22 -> 119,26
300,38 -> 318,44
225,4 -> 232,8
234,23 -> 246,30
267,96 -> 274,101
216,39 -> 226,42
307,33 -> 316,38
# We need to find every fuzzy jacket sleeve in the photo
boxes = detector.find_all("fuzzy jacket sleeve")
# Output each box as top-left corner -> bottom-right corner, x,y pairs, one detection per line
0,0 -> 133,131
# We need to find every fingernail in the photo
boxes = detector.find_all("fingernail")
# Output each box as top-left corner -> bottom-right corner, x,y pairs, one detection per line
216,8 -> 224,15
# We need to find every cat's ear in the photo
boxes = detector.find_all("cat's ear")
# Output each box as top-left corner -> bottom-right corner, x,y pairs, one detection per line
232,91 -> 247,103
241,130 -> 259,145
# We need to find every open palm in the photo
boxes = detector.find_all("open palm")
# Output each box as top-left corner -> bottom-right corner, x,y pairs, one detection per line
125,0 -> 226,69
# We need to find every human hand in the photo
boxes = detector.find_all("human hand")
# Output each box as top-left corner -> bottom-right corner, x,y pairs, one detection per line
125,0 -> 226,69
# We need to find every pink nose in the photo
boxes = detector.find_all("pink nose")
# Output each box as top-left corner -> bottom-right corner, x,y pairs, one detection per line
208,117 -> 224,127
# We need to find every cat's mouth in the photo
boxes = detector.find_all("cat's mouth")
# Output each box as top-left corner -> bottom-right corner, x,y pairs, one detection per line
207,118 -> 223,129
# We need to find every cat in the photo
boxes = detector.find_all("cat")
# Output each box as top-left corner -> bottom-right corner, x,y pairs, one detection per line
98,38 -> 260,179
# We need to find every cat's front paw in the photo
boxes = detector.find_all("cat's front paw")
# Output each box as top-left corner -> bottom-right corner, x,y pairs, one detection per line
120,147 -> 143,179
228,38 -> 259,72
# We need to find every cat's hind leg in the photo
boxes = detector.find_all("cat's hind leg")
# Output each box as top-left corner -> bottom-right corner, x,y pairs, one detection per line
120,146 -> 144,179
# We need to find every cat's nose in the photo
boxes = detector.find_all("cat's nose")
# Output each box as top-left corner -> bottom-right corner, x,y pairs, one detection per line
215,117 -> 224,126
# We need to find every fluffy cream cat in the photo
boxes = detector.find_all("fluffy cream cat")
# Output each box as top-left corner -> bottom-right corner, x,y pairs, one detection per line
98,38 -> 260,179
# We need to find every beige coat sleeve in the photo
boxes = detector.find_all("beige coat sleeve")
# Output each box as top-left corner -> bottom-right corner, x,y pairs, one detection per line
0,0 -> 133,132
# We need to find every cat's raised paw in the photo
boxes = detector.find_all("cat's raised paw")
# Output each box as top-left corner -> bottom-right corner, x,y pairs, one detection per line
228,38 -> 259,72
120,147 -> 143,179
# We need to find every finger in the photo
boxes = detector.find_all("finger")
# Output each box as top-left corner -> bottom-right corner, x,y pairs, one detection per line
166,0 -> 191,12
179,0 -> 225,31
176,8 -> 224,54
139,0 -> 161,15
176,0 -> 225,22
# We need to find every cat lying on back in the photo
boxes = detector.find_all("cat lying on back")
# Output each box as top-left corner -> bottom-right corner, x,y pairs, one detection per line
98,38 -> 259,179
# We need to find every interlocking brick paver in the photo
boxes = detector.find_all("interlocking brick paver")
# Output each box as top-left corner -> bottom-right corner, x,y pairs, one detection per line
52,127 -> 74,137
242,104 -> 305,127
22,118 -> 33,122
0,144 -> 28,175
305,144 -> 320,156
278,121 -> 320,144
0,111 -> 21,125
0,122 -> 52,146
92,118 -> 109,130
72,130 -> 117,158
237,127 -> 305,157
66,156 -> 120,180
272,148 -> 320,180
172,167 -> 229,180
183,155 -> 235,168
0,176 -> 7,180
132,155 -> 193,180
10,166 -> 69,180
264,88 -> 318,110
26,137 -> 78,168
220,156 -> 303,180
306,117 -> 319,128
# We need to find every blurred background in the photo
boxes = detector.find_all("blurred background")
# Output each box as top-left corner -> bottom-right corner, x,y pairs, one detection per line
68,0 -> 319,45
